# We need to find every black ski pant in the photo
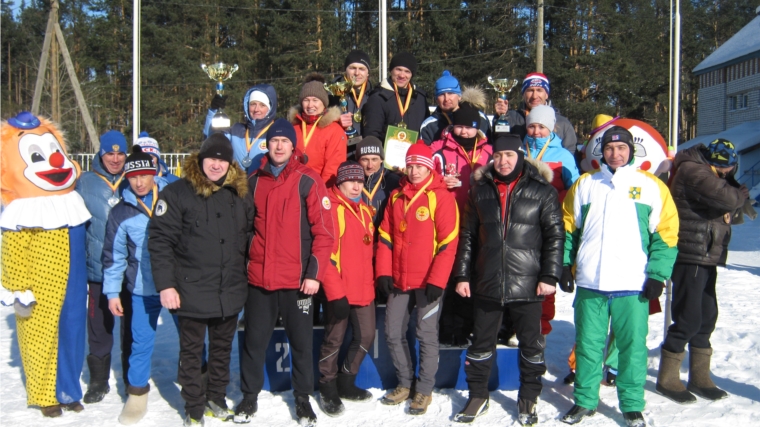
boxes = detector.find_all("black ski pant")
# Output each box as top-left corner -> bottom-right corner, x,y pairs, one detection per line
319,302 -> 375,383
240,286 -> 315,400
439,276 -> 474,343
87,281 -> 132,383
663,263 -> 719,353
177,315 -> 238,419
465,298 -> 545,401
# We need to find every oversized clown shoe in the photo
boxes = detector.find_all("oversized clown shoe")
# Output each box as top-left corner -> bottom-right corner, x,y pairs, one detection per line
0,112 -> 91,417
580,114 -> 672,176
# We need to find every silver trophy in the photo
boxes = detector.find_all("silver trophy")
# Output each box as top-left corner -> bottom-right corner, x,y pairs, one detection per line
487,76 -> 519,134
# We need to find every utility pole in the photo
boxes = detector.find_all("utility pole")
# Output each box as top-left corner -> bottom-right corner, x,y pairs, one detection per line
536,1 -> 544,73
51,3 -> 60,123
133,0 -> 141,142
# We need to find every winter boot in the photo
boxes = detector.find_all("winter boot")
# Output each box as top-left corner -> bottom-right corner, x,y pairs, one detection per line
40,405 -> 63,418
517,397 -> 538,426
380,386 -> 410,405
409,393 -> 432,415
295,395 -> 317,427
687,347 -> 728,400
319,379 -> 345,416
453,396 -> 489,423
563,371 -> 576,384
561,405 -> 596,425
233,397 -> 257,424
336,372 -> 372,402
62,401 -> 84,412
84,354 -> 111,404
623,411 -> 646,427
183,413 -> 205,426
655,348 -> 696,404
205,398 -> 233,421
118,385 -> 150,425
604,368 -> 617,387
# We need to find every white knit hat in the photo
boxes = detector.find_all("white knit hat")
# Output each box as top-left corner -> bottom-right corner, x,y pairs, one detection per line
526,105 -> 556,132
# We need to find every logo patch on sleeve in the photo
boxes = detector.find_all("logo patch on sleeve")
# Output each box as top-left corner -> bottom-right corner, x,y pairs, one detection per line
322,196 -> 331,210
628,187 -> 642,200
155,200 -> 168,216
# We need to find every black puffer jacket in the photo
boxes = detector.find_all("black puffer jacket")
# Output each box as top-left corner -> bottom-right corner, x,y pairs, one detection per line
361,77 -> 429,138
670,145 -> 745,266
453,158 -> 564,304
149,154 -> 254,318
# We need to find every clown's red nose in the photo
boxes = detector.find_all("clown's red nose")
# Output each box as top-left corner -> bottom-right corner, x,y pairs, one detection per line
49,151 -> 65,168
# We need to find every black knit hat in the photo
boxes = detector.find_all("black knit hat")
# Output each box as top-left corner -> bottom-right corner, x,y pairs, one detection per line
344,50 -> 371,70
199,133 -> 234,163
601,126 -> 634,163
336,161 -> 365,186
355,136 -> 384,160
124,145 -> 157,178
389,52 -> 418,75
492,134 -> 524,154
452,102 -> 481,128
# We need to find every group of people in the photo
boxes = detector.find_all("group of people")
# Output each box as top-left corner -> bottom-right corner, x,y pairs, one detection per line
0,48 -> 753,427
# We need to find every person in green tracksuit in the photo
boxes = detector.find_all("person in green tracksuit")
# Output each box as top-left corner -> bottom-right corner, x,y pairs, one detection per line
558,126 -> 679,427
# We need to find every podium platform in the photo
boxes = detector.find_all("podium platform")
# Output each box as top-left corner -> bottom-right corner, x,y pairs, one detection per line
237,304 -> 519,392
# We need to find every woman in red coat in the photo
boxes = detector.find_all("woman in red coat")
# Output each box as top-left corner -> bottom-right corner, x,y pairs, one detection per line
375,143 -> 459,415
318,161 -> 377,416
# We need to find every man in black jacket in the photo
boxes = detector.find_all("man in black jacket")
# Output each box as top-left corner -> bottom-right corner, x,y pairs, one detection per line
656,139 -> 748,404
361,52 -> 429,139
149,134 -> 254,426
452,135 -> 564,425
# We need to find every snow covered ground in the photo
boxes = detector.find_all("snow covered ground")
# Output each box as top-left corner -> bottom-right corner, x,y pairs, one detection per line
2,217 -> 759,426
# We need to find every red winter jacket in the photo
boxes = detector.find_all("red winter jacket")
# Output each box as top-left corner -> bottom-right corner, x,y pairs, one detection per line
430,132 -> 493,213
247,151 -> 336,290
322,187 -> 376,306
289,106 -> 347,187
376,172 -> 459,291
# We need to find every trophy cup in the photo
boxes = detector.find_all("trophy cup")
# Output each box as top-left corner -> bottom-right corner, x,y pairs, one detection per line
201,62 -> 239,129
444,163 -> 462,187
325,78 -> 362,146
487,76 -> 519,134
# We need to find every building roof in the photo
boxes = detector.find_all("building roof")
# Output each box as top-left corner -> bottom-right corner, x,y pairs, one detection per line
693,13 -> 760,74
679,120 -> 760,154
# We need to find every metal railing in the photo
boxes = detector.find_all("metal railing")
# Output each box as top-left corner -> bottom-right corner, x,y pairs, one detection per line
70,153 -> 190,175
740,158 -> 760,188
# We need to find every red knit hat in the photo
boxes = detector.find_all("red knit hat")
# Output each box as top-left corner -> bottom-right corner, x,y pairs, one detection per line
405,142 -> 434,170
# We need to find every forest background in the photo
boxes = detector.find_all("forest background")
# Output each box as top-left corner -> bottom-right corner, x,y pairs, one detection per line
1,0 -> 757,153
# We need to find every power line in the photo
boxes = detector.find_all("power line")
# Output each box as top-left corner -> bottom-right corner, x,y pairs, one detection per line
140,0 -> 520,14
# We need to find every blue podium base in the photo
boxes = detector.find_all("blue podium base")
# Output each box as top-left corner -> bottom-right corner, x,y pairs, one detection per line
237,304 -> 519,392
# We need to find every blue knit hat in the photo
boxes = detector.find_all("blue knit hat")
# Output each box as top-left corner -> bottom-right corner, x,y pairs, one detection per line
435,70 -> 462,97
99,130 -> 128,157
706,138 -> 738,167
266,118 -> 297,147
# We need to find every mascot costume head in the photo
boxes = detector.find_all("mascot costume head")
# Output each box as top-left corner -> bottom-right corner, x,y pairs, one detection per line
580,114 -> 672,176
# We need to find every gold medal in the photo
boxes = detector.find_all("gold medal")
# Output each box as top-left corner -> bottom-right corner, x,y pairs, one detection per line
398,121 -> 407,129
399,219 -> 408,232
369,205 -> 376,216
354,111 -> 362,123
363,234 -> 372,245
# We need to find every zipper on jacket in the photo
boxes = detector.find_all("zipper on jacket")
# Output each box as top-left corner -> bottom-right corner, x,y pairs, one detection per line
500,178 -> 522,305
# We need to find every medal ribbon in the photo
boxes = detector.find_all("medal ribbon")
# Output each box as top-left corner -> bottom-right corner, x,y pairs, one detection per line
393,82 -> 413,123
95,172 -> 124,196
457,139 -> 483,168
334,189 -> 371,233
245,122 -> 274,154
442,111 -> 452,125
135,185 -> 158,217
403,175 -> 433,217
351,80 -> 367,112
301,116 -> 323,149
526,135 -> 553,161
362,169 -> 385,205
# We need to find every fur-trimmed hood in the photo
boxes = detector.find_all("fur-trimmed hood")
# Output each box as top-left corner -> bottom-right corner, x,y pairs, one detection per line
288,105 -> 343,128
461,86 -> 487,110
183,152 -> 249,198
473,157 -> 553,184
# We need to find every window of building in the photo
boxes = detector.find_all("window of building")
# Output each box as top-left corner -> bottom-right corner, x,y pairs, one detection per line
728,93 -> 752,111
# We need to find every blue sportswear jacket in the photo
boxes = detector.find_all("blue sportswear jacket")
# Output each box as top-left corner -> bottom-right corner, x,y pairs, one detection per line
524,132 -> 580,190
76,155 -> 130,283
102,177 -> 168,299
203,83 -> 278,176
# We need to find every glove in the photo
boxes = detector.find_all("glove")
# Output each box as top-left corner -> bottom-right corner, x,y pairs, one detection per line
559,266 -> 575,293
425,284 -> 444,304
376,276 -> 394,298
739,185 -> 750,200
330,296 -> 350,320
14,300 -> 33,318
209,94 -> 226,111
642,278 -> 664,300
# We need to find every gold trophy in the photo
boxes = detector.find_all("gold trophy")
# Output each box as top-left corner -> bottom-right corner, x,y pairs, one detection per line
325,78 -> 361,145
487,76 -> 519,134
202,62 -> 239,129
